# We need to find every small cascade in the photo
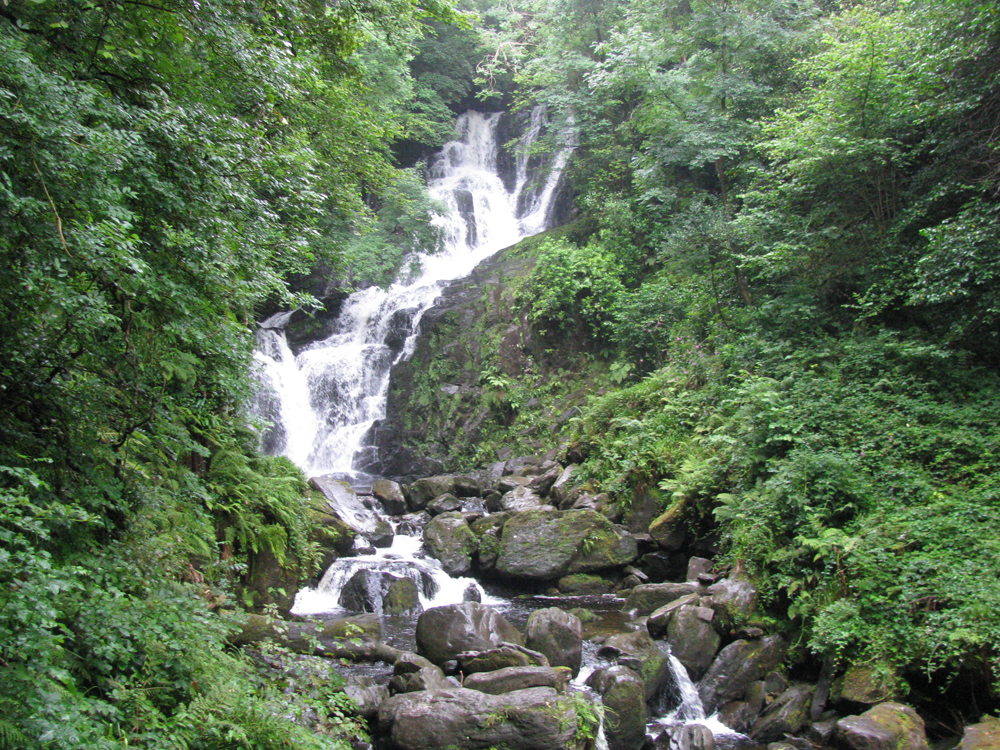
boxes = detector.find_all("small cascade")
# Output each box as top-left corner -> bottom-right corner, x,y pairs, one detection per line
293,528 -> 501,616
648,650 -> 745,744
252,107 -> 575,479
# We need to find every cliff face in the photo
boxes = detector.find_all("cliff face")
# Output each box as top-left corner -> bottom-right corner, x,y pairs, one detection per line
357,243 -> 542,479
352,220 -> 599,481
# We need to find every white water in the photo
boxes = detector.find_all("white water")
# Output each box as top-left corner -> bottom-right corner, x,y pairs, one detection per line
648,651 -> 741,739
293,526 -> 503,616
254,108 -> 575,478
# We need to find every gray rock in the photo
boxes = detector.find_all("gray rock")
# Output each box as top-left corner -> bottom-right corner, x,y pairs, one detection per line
686,557 -> 713,581
586,666 -> 647,750
463,665 -> 572,694
372,479 -> 407,516
834,702 -> 931,750
344,676 -> 388,720
665,604 -> 722,681
499,484 -> 547,512
598,630 -> 672,704
495,508 -> 638,581
339,570 -> 405,614
384,577 -> 422,616
549,465 -> 577,505
647,593 -> 701,637
406,475 -> 479,511
310,476 -> 393,547
525,607 -> 583,677
750,684 -> 814,742
623,582 -> 702,616
426,492 -> 463,516
671,724 -> 716,750
698,636 -> 787,715
959,717 -> 1000,750
423,511 -> 478,576
527,464 -> 563,496
706,576 -> 758,625
415,603 -> 523,666
457,643 -> 550,674
377,687 -> 583,750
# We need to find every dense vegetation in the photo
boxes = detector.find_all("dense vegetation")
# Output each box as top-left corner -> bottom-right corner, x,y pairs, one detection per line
1,0 -> 998,745
493,0 -> 1000,717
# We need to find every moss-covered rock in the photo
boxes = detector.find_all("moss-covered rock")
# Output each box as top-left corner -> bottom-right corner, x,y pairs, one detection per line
834,702 -> 931,750
495,508 -> 638,581
424,511 -> 478,576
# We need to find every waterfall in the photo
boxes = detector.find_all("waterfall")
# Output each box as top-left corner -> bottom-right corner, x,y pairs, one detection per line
252,108 -> 575,479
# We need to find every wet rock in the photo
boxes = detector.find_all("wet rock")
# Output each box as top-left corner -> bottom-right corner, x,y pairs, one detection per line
557,573 -> 616,595
664,603 -> 721,681
395,511 -> 430,536
340,570 -> 408,614
495,508 -> 638,581
598,630 -> 672,704
960,716 -> 1000,750
764,671 -> 789,697
718,681 -> 767,733
705,576 -> 758,626
310,477 -> 393,547
648,498 -> 689,550
698,636 -> 787,715
456,643 -> 548,674
384,577 -> 422,616
463,583 -> 482,602
321,613 -> 382,639
415,603 -> 524,666
623,582 -> 701,616
669,724 -> 716,750
376,687 -> 582,750
497,474 -> 533,494
344,676 -> 388,721
463,665 -> 572,694
834,702 -> 931,750
527,463 -> 562,496
548,465 -> 577,506
647,593 -> 700,637
525,607 -> 583,677
750,684 -> 814,742
372,479 -> 407,515
423,511 -> 478,576
405,474 -> 481,511
834,664 -> 896,706
426,492 -> 463,516
586,666 -> 647,750
687,557 -> 713,581
389,663 -> 452,694
499,484 -> 548,512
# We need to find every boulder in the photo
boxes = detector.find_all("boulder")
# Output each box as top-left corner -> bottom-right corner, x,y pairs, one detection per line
457,644 -> 549,674
686,557 -> 713,581
525,607 -> 584,677
377,687 -> 584,750
415,603 -> 524,666
423,511 -> 478,576
698,636 -> 787,715
960,717 -> 1000,750
705,576 -> 758,625
427,492 -> 464,516
389,661 -> 452,694
549,465 -> 577,506
598,630 -> 672,704
406,475 -> 479,510
664,603 -> 721,681
463,666 -> 572,694
749,683 -> 813,742
499,485 -> 548,512
717,681 -> 767,733
647,593 -> 701,637
834,664 -> 896,706
527,463 -> 563,496
586,666 -> 647,750
339,570 -> 409,615
557,573 -> 616,596
372,479 -> 407,515
648,498 -> 689,550
310,476 -> 393,547
344,675 -> 388,720
495,508 -> 639,581
623,582 -> 701,616
834,702 -> 931,750
471,513 -> 509,570
384,577 -> 422,616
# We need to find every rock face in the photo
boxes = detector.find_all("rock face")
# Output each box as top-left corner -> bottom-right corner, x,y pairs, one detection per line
495,508 -> 638,581
376,687 -> 584,750
310,476 -> 393,547
423,511 -> 478,575
525,608 -> 584,678
834,702 -> 931,750
415,603 -> 524,666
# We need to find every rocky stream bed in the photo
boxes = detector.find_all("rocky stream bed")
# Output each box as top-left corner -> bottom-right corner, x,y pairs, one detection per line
233,456 -> 996,750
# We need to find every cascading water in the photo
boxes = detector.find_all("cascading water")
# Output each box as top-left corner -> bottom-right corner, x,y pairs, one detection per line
253,108 -> 575,479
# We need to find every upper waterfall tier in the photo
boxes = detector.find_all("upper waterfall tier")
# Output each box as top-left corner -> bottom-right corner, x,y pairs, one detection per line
252,108 -> 575,479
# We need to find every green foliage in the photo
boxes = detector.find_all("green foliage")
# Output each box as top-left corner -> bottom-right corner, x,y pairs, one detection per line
518,238 -> 624,345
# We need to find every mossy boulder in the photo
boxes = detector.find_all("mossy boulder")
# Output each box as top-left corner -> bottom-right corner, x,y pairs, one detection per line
623,582 -> 701,616
586,666 -> 648,750
834,702 -> 931,750
495,508 -> 638,581
525,608 -> 583,677
960,716 -> 1000,750
415,603 -> 524,666
557,573 -> 615,595
424,511 -> 478,576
